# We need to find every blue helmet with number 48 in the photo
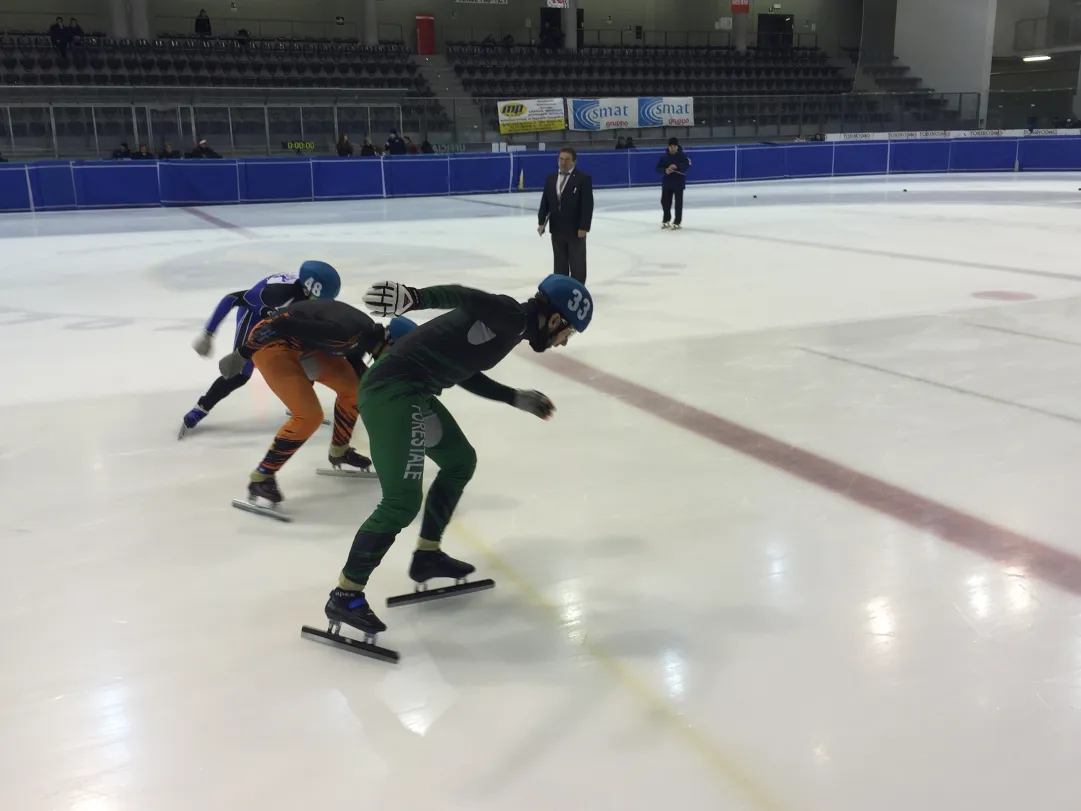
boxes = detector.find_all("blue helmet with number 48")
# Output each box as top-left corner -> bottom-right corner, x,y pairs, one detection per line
298,260 -> 341,300
538,274 -> 593,332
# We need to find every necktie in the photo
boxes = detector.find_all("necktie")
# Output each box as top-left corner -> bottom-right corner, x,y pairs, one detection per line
557,172 -> 569,200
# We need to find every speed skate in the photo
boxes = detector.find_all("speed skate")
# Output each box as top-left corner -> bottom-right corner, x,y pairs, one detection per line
231,477 -> 292,522
302,550 -> 495,663
315,447 -> 379,479
231,494 -> 292,522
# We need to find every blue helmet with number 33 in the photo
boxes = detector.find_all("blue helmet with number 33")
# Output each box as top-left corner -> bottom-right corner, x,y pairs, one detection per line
538,274 -> 593,332
298,260 -> 341,301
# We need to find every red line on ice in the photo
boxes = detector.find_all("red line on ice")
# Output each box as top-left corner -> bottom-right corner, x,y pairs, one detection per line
531,352 -> 1081,595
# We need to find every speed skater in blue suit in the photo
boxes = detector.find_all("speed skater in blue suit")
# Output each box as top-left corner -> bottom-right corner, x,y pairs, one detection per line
178,260 -> 342,438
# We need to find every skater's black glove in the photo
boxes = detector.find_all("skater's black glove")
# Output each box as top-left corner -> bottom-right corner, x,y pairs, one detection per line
218,350 -> 247,379
512,389 -> 555,420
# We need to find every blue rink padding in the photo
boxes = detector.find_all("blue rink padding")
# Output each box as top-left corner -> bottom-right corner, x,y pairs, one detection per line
0,135 -> 1068,213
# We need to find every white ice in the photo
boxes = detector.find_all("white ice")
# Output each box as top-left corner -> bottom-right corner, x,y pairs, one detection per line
3,173 -> 1081,811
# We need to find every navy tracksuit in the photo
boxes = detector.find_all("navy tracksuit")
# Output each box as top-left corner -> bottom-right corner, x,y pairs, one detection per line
656,148 -> 691,225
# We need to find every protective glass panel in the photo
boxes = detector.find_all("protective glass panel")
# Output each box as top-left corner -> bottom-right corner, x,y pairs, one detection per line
267,106 -> 302,154
53,106 -> 95,158
229,106 -> 267,156
9,106 -> 55,159
301,106 -> 335,155
192,106 -> 231,156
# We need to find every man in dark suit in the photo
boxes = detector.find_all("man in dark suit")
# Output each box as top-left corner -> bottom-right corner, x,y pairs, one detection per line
537,147 -> 593,283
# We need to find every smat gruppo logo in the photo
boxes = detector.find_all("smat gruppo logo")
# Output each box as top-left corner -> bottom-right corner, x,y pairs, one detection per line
639,97 -> 693,127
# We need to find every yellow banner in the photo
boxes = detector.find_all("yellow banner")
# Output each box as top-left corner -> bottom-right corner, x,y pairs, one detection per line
497,98 -> 566,135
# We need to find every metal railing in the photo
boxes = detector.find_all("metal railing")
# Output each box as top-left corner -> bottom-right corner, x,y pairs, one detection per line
0,89 -> 999,161
151,16 -> 403,44
440,26 -> 823,52
1014,11 -> 1081,52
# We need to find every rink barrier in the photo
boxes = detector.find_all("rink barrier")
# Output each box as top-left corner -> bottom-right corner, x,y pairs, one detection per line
0,135 -> 1078,212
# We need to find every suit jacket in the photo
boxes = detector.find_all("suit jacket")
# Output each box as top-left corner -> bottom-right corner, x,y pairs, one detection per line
538,169 -> 594,237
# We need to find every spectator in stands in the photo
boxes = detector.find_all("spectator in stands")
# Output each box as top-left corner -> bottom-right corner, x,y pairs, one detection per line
159,142 -> 180,159
195,9 -> 212,37
336,134 -> 354,157
0,152 -> 8,163
657,137 -> 690,230
421,139 -> 434,154
359,136 -> 377,157
614,136 -> 627,150
403,136 -> 418,154
49,17 -> 67,59
66,18 -> 83,41
624,137 -> 636,150
385,127 -> 406,156
187,139 -> 221,159
537,146 -> 593,283
112,142 -> 132,160
132,143 -> 155,160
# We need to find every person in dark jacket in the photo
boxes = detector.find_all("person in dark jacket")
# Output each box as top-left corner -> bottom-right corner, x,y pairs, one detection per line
537,146 -> 593,282
384,128 -> 406,155
359,136 -> 377,157
336,134 -> 354,156
656,137 -> 690,230
49,17 -> 67,58
132,143 -> 155,160
159,142 -> 180,159
112,142 -> 131,160
187,139 -> 221,159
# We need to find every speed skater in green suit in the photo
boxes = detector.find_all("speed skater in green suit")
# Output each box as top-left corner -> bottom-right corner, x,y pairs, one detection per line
323,273 -> 595,637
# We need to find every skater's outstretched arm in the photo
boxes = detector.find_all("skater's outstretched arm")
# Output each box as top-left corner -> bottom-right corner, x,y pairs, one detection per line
456,372 -> 515,404
457,373 -> 554,419
364,282 -> 527,334
420,286 -> 526,332
203,290 -> 246,335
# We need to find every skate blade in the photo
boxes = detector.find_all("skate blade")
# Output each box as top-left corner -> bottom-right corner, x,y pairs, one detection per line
231,498 -> 292,522
300,625 -> 399,663
315,468 -> 379,479
387,578 -> 495,608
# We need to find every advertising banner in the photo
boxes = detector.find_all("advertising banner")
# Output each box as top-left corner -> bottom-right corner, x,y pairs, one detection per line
826,128 -> 1081,141
731,0 -> 750,12
497,98 -> 566,134
566,97 -> 694,130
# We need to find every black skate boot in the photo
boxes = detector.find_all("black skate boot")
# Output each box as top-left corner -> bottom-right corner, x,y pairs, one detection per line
387,549 -> 495,608
409,549 -> 476,583
301,588 -> 398,663
316,446 -> 377,479
231,474 -> 290,522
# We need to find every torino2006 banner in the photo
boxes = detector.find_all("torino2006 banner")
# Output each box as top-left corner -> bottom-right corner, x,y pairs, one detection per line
567,97 -> 694,130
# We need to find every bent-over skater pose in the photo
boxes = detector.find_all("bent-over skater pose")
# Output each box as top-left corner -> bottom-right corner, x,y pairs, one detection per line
179,260 -> 341,438
302,274 -> 594,661
217,299 -> 411,521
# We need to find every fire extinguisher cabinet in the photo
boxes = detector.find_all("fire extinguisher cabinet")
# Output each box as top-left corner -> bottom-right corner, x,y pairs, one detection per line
415,15 -> 435,55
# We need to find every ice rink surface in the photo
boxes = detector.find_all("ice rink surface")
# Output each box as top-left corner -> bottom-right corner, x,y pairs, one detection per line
4,173 -> 1081,811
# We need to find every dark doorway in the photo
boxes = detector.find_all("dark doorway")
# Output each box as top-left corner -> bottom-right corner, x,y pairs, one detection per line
539,7 -> 563,49
577,7 -> 584,48
757,13 -> 794,48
